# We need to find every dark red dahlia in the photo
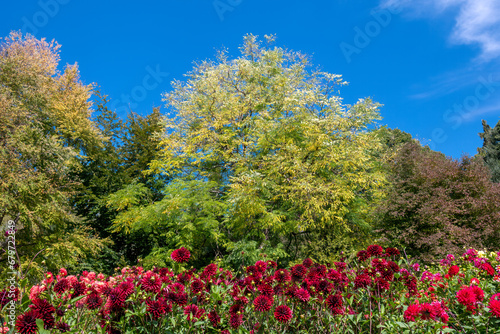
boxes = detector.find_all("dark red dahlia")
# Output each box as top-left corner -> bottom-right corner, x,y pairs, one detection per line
106,288 -> 127,312
16,310 -> 39,334
174,292 -> 188,306
190,278 -> 205,294
354,274 -> 372,289
302,258 -> 314,268
30,299 -> 55,329
229,303 -> 244,316
380,269 -> 394,282
291,264 -> 307,281
317,279 -> 333,294
404,304 -> 420,322
274,269 -> 291,283
71,282 -> 86,298
208,310 -> 221,327
146,298 -> 167,319
274,305 -> 292,323
253,295 -> 273,312
367,245 -> 383,257
184,304 -> 203,321
53,278 -> 70,294
373,278 -> 390,292
294,288 -> 310,302
255,260 -> 268,273
171,247 -> 190,263
356,250 -> 369,262
229,313 -> 243,329
202,263 -> 217,277
56,322 -> 70,332
330,307 -> 344,316
117,280 -> 135,296
385,247 -> 400,256
140,272 -> 162,293
387,261 -> 400,273
326,293 -> 343,311
448,265 -> 460,277
257,283 -> 274,296
85,292 -> 102,310
334,262 -> 346,271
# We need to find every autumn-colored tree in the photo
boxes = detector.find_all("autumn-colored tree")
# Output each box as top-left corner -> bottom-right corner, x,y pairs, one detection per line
108,35 -> 386,266
377,142 -> 500,262
0,32 -> 107,279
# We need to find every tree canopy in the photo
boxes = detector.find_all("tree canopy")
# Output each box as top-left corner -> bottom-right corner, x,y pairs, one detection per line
108,34 -> 387,266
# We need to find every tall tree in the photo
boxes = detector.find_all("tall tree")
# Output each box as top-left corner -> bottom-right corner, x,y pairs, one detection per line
108,35 -> 387,266
479,119 -> 500,182
377,142 -> 500,262
0,32 -> 107,279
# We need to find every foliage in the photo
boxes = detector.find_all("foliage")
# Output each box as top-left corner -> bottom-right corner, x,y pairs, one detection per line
377,142 -> 500,262
2,246 -> 499,333
0,32 -> 108,280
111,34 -> 387,266
479,119 -> 500,183
70,91 -> 165,273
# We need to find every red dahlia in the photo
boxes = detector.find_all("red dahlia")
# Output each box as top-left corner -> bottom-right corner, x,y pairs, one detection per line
171,247 -> 190,263
404,304 -> 420,322
274,269 -> 291,283
302,258 -> 314,268
291,264 -> 307,280
385,247 -> 400,256
448,265 -> 460,277
354,274 -> 372,289
56,322 -> 70,332
146,298 -> 167,319
16,310 -> 39,334
274,305 -> 292,323
356,250 -> 369,262
253,295 -> 273,312
202,263 -> 217,277
257,283 -> 274,296
294,288 -> 310,302
326,293 -> 343,311
208,310 -> 221,327
419,303 -> 438,320
53,278 -> 70,294
86,292 -> 103,310
30,299 -> 55,329
140,271 -> 162,293
229,313 -> 243,329
456,286 -> 477,306
190,278 -> 205,294
489,299 -> 500,318
255,260 -> 268,273
367,245 -> 383,257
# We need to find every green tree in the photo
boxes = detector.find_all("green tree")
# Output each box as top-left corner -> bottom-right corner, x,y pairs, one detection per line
0,32 -> 107,279
71,91 -> 167,272
479,119 -> 500,182
108,35 -> 386,266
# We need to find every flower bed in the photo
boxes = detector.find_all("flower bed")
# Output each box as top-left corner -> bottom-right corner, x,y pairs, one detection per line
1,246 -> 499,333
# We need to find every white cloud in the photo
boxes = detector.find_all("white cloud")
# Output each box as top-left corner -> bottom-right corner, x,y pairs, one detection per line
380,0 -> 500,61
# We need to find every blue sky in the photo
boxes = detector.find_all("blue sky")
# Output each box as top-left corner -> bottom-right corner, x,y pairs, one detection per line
2,0 -> 500,158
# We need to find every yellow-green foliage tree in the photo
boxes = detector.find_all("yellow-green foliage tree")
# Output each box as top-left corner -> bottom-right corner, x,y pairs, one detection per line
109,35 -> 386,265
0,32 -> 108,280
